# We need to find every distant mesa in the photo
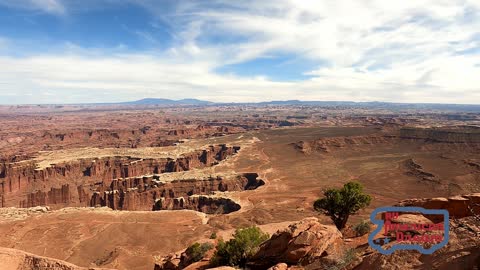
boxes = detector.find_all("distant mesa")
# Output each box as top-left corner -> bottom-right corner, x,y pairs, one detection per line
121,98 -> 213,105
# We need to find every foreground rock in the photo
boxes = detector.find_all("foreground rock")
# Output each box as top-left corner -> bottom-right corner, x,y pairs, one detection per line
353,216 -> 480,270
395,193 -> 480,220
156,210 -> 480,270
0,247 -> 113,270
154,240 -> 215,270
267,263 -> 289,270
350,193 -> 480,270
154,218 -> 343,270
154,251 -> 183,270
248,217 -> 343,269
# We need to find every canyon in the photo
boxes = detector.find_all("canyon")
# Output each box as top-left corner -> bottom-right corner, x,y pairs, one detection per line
0,143 -> 269,214
0,104 -> 479,269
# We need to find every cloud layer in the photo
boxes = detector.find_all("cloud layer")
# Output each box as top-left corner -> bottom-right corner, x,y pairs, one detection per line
0,0 -> 65,14
0,0 -> 479,104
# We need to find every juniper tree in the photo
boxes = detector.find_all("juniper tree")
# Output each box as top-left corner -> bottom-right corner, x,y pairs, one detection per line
314,181 -> 372,229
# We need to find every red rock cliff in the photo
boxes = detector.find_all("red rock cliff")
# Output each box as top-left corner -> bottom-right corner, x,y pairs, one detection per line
0,144 -> 241,209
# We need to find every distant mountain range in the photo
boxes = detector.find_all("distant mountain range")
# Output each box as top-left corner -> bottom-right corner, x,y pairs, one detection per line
121,98 -> 360,106
118,98 -> 480,112
121,98 -> 213,105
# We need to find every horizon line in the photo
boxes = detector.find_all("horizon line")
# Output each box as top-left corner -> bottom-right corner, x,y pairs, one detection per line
1,98 -> 480,106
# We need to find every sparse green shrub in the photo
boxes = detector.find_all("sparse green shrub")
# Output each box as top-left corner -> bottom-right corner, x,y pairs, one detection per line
314,181 -> 372,229
210,232 -> 217,239
353,220 -> 371,237
326,248 -> 357,270
185,242 -> 214,264
343,248 -> 356,264
210,226 -> 269,267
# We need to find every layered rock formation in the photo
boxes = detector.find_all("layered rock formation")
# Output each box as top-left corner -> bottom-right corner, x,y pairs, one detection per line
89,173 -> 263,212
399,126 -> 480,144
293,126 -> 480,155
0,145 -> 243,210
292,135 -> 394,154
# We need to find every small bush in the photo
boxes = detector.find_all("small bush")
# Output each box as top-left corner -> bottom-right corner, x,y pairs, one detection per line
326,248 -> 357,270
185,242 -> 214,264
210,226 -> 269,267
343,248 -> 356,264
210,232 -> 217,239
353,220 -> 371,237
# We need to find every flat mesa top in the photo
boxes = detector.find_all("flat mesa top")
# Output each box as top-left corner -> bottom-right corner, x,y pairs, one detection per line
27,134 -> 257,170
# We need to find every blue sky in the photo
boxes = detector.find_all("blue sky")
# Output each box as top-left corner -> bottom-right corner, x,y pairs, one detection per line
0,0 -> 479,104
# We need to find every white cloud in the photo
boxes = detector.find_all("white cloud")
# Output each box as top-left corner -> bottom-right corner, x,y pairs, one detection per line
0,0 -> 479,104
168,0 -> 479,64
0,0 -> 65,14
32,0 -> 65,14
0,51 -> 478,104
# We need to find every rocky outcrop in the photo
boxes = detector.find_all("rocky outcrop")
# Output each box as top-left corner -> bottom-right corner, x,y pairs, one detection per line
248,217 -> 343,269
267,263 -> 289,270
359,193 -> 480,269
464,159 -> 480,170
395,193 -> 480,220
353,216 -> 480,270
0,206 -> 50,222
153,217 -> 342,270
154,253 -> 182,270
0,247 -> 113,270
154,241 -> 216,270
403,159 -> 438,183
